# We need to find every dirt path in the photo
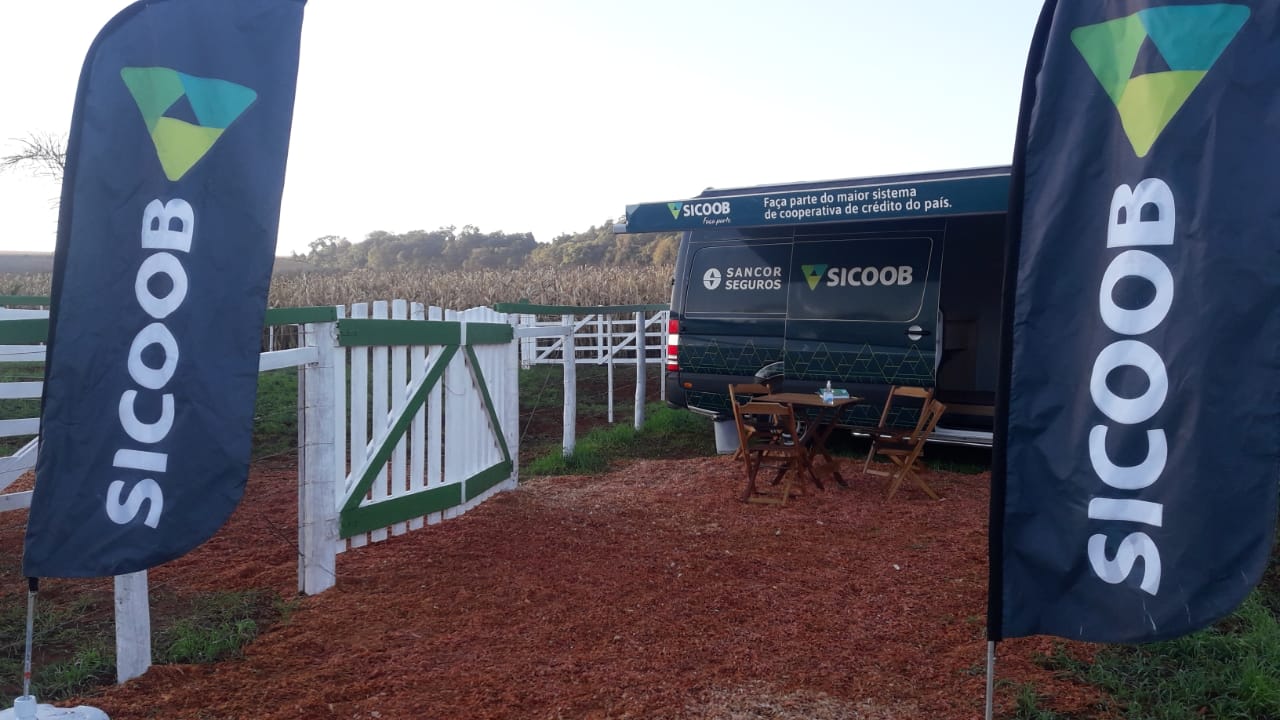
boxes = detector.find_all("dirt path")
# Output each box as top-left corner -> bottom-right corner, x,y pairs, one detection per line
48,454 -> 1108,719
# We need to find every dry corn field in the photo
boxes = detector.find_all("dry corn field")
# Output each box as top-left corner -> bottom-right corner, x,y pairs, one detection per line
0,264 -> 675,308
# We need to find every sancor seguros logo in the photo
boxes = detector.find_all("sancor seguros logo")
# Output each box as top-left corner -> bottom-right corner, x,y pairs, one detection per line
1071,3 -> 1249,158
121,66 -> 258,181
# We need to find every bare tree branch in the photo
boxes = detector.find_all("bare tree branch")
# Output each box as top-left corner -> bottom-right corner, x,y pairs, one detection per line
1,131 -> 67,181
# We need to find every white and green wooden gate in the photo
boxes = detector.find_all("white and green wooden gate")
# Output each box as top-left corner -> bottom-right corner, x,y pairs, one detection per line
298,302 -> 519,595
0,301 -> 358,684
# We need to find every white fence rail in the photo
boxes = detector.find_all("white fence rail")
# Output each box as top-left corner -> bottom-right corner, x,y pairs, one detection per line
502,304 -> 669,442
509,308 -> 668,368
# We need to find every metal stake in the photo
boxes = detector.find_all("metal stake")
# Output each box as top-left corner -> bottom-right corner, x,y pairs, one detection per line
984,640 -> 996,720
22,578 -> 38,699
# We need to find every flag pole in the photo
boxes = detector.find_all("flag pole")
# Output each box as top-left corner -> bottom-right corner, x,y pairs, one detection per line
8,578 -> 110,719
984,640 -> 996,720
13,577 -> 38,715
984,0 -> 1057,714
22,578 -> 36,697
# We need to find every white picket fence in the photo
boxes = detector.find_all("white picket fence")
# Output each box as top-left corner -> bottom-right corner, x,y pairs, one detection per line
296,302 -> 519,595
0,297 -> 668,686
0,304 -> 340,684
509,308 -> 668,368
497,303 -> 669,442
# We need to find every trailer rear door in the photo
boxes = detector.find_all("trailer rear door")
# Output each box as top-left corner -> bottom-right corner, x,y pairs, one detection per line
784,229 -> 944,387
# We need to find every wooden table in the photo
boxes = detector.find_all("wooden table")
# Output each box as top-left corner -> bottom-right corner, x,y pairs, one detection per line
756,393 -> 861,488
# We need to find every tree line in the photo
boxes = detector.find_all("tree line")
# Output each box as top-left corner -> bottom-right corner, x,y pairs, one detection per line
1,132 -> 682,271
295,222 -> 681,271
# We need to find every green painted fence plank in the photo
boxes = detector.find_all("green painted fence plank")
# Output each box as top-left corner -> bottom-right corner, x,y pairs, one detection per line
0,307 -> 337,342
0,313 -> 513,349
465,461 -> 514,501
466,322 -> 515,345
0,296 -> 51,307
0,319 -> 48,344
337,319 -> 512,347
494,302 -> 668,315
340,484 -> 462,538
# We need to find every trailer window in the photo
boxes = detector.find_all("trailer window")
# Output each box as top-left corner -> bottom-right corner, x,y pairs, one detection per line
788,236 -> 936,322
685,243 -> 790,316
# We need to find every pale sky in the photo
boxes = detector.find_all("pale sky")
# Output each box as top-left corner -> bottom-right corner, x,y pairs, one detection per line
0,1 -> 1041,256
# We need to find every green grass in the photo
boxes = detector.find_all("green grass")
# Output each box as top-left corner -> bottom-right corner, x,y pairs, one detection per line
0,362 -> 42,455
0,588 -> 289,701
154,590 -> 288,665
1021,547 -> 1280,720
1036,592 -> 1280,720
517,363 -> 642,427
252,368 -> 299,459
517,363 -> 681,465
1010,682 -> 1072,720
1008,583 -> 1280,718
0,595 -> 113,701
525,402 -> 715,476
37,646 -> 114,701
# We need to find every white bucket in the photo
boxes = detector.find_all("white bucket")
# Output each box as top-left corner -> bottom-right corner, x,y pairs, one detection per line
713,419 -> 740,454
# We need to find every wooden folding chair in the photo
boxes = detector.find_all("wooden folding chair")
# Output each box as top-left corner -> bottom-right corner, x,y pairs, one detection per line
727,382 -> 773,461
867,400 -> 947,500
862,386 -> 935,475
732,400 -> 809,505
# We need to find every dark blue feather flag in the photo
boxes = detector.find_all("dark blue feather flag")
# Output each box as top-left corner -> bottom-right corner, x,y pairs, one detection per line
991,0 -> 1279,643
23,0 -> 306,577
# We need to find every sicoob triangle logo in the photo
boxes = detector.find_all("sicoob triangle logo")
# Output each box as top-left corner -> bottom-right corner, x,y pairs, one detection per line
1070,4 -> 1249,157
121,66 -> 258,181
801,264 -> 827,291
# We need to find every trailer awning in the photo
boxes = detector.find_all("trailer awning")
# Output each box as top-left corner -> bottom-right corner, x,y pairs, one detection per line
618,171 -> 1009,233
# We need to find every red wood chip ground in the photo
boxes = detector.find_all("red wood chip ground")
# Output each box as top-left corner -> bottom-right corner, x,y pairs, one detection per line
37,454 -> 1111,719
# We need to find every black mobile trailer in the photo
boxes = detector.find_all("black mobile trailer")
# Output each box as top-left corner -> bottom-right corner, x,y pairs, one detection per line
616,165 -> 1010,446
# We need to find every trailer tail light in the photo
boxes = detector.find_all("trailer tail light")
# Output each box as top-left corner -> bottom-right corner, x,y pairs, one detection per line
666,318 -> 680,372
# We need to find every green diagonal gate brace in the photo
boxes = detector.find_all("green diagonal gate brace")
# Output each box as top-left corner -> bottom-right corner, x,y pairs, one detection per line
337,321 -> 514,538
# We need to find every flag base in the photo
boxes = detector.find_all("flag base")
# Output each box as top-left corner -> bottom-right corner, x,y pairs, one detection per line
0,696 -> 109,719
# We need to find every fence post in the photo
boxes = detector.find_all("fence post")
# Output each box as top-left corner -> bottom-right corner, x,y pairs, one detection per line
519,313 -> 534,369
427,306 -> 444,526
115,571 -> 150,683
298,317 -> 339,595
562,313 -> 576,456
634,311 -> 647,430
506,311 -> 521,485
606,315 -> 615,424
659,310 -> 668,403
